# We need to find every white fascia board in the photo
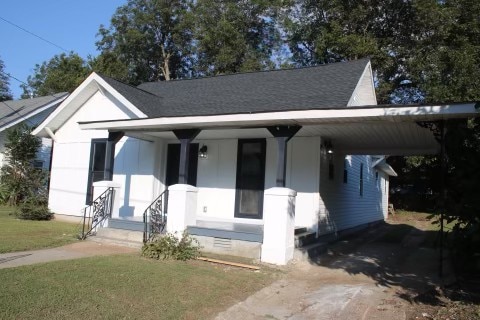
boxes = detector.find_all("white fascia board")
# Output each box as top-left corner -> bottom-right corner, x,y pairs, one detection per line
0,93 -> 68,132
78,103 -> 479,131
374,161 -> 398,177
32,73 -> 100,137
32,73 -> 146,137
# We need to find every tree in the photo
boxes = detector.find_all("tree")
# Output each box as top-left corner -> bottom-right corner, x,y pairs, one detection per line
0,124 -> 47,207
21,52 -> 90,98
192,0 -> 281,75
96,0 -> 194,83
88,52 -> 130,83
405,0 -> 480,104
281,0 -> 417,103
0,57 -> 13,101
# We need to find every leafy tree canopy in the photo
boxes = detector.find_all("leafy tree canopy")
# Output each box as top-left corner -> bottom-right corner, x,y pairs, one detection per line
96,0 -> 195,83
192,0 -> 281,76
0,56 -> 13,102
21,52 -> 132,98
21,52 -> 90,98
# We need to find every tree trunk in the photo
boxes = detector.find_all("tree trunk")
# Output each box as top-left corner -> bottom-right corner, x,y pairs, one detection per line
163,59 -> 171,81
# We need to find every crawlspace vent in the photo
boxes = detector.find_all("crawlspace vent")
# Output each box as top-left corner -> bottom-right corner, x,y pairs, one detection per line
213,237 -> 232,250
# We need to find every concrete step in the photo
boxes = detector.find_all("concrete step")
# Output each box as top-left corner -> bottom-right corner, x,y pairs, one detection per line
294,231 -> 317,248
294,241 -> 329,263
108,218 -> 145,232
88,227 -> 144,249
294,227 -> 307,235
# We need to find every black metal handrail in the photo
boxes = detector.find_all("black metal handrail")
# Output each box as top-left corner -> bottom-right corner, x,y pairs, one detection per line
80,187 -> 115,240
143,189 -> 168,243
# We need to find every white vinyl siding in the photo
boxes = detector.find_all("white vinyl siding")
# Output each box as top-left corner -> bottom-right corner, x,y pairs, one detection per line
318,154 -> 385,235
48,91 -> 159,217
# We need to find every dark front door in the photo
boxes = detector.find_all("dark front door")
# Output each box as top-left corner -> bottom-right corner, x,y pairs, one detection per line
166,143 -> 199,187
234,139 -> 266,219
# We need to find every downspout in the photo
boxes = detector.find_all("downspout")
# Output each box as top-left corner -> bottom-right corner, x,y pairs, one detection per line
44,127 -> 57,142
44,127 -> 57,193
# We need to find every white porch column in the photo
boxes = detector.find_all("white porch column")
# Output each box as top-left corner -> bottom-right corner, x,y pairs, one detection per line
261,187 -> 297,265
166,184 -> 198,234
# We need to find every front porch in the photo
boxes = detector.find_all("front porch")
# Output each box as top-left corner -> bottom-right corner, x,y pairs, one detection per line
77,102 -> 479,265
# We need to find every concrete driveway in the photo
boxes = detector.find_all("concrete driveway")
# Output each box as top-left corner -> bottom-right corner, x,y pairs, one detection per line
216,220 -> 450,320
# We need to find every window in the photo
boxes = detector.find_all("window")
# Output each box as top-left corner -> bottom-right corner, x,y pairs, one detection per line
375,171 -> 378,182
359,163 -> 364,196
86,139 -> 107,204
33,160 -> 44,169
343,158 -> 348,183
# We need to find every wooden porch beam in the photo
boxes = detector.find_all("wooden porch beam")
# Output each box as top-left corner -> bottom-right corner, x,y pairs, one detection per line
267,126 -> 302,187
173,129 -> 201,184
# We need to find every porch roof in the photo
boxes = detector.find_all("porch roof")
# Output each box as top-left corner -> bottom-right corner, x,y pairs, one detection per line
78,102 -> 479,155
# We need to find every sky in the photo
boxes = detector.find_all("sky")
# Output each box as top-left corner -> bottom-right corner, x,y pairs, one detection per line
0,0 -> 126,99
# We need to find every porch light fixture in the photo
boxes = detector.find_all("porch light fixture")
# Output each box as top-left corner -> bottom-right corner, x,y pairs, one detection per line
321,140 -> 334,155
199,145 -> 208,159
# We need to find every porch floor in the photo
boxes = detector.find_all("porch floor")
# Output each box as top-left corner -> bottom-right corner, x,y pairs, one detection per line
187,220 -> 264,243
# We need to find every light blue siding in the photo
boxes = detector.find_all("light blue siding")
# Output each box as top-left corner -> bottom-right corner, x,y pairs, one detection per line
318,154 -> 387,235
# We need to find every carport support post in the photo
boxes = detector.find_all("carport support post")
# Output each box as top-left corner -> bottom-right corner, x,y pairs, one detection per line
167,129 -> 201,236
104,131 -> 124,181
439,121 -> 446,278
262,126 -> 301,265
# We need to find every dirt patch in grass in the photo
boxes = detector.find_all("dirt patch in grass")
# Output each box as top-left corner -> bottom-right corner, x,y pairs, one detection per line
0,254 -> 276,320
0,206 -> 78,253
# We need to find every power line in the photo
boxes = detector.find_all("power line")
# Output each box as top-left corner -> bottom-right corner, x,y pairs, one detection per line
0,15 -> 69,53
0,100 -> 36,126
0,70 -> 29,87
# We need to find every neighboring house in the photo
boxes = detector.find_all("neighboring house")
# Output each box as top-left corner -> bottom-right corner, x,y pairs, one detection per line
33,59 -> 478,265
0,93 -> 68,170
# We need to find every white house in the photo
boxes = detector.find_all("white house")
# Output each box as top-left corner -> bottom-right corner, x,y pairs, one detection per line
32,59 -> 479,265
0,93 -> 68,169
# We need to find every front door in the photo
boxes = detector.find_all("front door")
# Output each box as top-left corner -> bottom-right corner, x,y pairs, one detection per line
165,143 -> 199,187
234,139 -> 266,219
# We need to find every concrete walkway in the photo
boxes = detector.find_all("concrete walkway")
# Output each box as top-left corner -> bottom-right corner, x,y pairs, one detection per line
0,241 -> 137,269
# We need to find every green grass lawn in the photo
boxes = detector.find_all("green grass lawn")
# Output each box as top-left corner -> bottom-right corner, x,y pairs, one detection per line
0,254 -> 275,320
0,206 -> 78,253
385,210 -> 456,247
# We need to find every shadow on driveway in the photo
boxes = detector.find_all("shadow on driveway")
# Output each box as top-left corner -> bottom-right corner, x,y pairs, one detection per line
308,221 -> 455,306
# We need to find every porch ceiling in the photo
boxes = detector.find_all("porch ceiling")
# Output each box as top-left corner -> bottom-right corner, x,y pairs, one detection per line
79,102 -> 479,156
128,121 -> 438,155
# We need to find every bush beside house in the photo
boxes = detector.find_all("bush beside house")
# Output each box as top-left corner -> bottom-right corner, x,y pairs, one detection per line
0,124 -> 52,220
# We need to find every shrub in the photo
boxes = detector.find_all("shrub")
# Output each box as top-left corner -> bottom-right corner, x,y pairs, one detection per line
15,195 -> 52,220
142,232 -> 201,261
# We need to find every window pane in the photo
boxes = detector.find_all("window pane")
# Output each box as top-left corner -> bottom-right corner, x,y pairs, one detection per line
92,142 -> 106,171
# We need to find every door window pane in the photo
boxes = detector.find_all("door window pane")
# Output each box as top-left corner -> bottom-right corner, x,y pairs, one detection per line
235,139 -> 266,219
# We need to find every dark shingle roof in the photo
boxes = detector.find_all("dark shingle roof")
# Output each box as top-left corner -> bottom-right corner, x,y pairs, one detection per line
0,93 -> 68,130
99,75 -> 164,114
102,59 -> 369,118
